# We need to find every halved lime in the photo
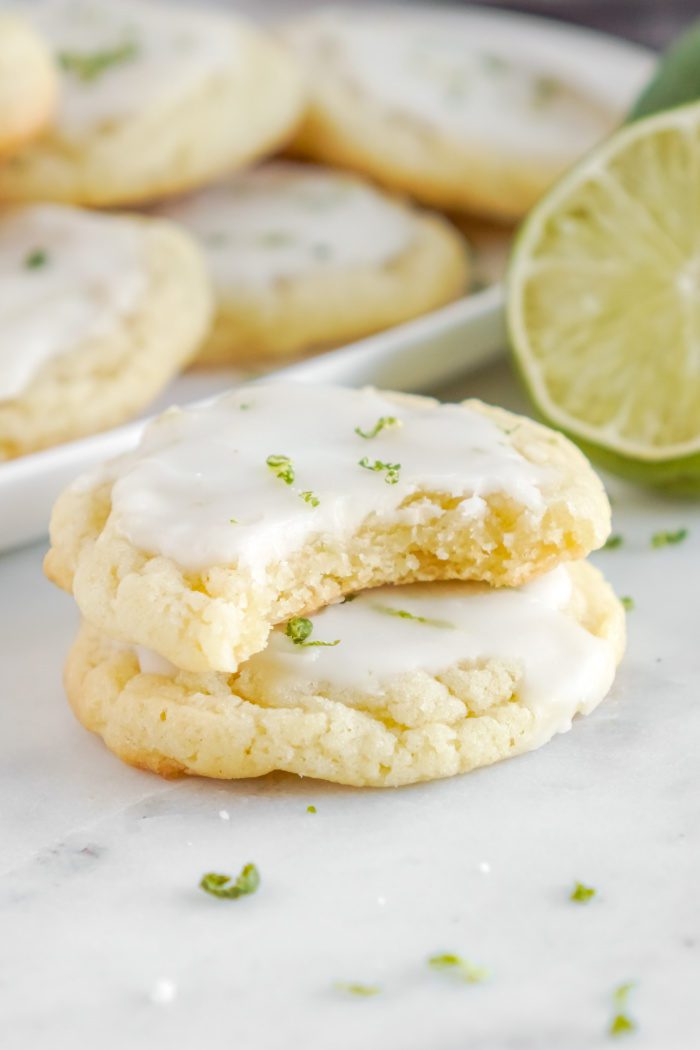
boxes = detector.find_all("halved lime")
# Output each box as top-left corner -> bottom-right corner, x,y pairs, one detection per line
507,101 -> 700,491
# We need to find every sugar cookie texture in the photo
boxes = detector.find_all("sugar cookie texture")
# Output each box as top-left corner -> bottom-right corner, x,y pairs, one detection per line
0,0 -> 305,206
285,6 -> 622,220
45,385 -> 611,673
155,163 -> 470,365
0,204 -> 212,460
65,561 -> 625,786
0,15 -> 56,155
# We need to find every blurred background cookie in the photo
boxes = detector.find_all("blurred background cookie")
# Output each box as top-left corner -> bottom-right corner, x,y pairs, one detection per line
285,4 -> 640,220
0,205 -> 212,459
0,0 -> 305,206
0,14 -> 56,156
156,162 -> 470,365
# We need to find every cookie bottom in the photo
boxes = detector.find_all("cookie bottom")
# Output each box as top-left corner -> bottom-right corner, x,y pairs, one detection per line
64,561 -> 624,787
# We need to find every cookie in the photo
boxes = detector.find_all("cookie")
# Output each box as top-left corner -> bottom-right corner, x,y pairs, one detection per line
45,384 -> 611,673
0,14 -> 57,156
64,561 -> 625,787
0,0 -> 304,207
154,162 -> 469,365
0,204 -> 212,460
285,6 -> 624,220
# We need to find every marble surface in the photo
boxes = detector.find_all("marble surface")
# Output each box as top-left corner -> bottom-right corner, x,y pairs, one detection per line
1,362 -> 698,1050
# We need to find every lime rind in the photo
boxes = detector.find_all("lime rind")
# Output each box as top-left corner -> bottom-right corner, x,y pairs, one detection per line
507,99 -> 700,489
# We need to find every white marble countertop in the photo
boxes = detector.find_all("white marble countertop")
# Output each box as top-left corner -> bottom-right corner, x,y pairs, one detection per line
1,362 -> 698,1050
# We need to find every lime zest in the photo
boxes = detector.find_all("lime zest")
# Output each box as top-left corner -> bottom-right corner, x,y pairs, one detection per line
334,982 -> 381,997
570,881 -> 597,903
354,416 -> 402,440
651,528 -> 687,547
199,863 -> 260,900
358,456 -> 401,484
59,41 -> 139,82
285,617 -> 339,648
372,605 -> 454,629
24,249 -> 48,270
266,454 -> 294,485
428,953 -> 489,983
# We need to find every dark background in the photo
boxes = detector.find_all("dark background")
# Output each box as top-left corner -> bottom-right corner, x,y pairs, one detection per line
439,0 -> 700,48
252,2 -> 700,50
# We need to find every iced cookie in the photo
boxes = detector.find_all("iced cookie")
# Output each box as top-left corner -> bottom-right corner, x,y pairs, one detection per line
64,561 -> 625,786
0,204 -> 212,460
45,384 -> 611,673
155,163 -> 469,365
285,6 -> 627,220
0,0 -> 304,207
0,15 -> 57,156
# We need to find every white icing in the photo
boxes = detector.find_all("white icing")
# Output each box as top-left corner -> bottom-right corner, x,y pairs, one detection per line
135,646 -> 175,677
133,565 -> 616,747
157,164 -> 415,289
251,566 -> 616,745
103,384 -> 551,573
30,0 -> 235,136
0,205 -> 146,401
289,7 -> 618,161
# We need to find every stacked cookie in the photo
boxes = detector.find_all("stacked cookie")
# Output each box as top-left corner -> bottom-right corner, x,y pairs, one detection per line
46,383 -> 625,788
0,0 -> 631,461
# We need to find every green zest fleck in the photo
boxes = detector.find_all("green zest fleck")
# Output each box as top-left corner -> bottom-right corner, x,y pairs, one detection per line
355,415 -> 402,439
614,983 -> 636,1008
620,596 -> 634,612
610,1015 -> 636,1037
229,517 -> 238,525
358,456 -> 401,485
266,454 -> 294,485
481,52 -> 509,73
285,617 -> 340,648
306,804 -> 317,814
373,605 -> 454,629
609,982 -> 637,1038
334,982 -> 381,997
239,402 -> 252,411
58,40 -> 139,82
532,75 -> 562,108
300,490 -> 320,508
199,862 -> 260,900
428,953 -> 489,983
259,231 -> 295,247
651,528 -> 688,548
604,534 -> 624,550
24,249 -> 48,270
570,881 -> 597,903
